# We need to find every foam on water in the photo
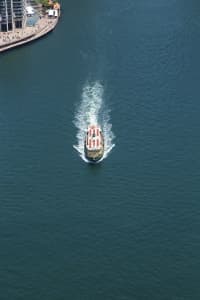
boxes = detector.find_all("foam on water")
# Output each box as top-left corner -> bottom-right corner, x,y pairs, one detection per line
73,81 -> 115,163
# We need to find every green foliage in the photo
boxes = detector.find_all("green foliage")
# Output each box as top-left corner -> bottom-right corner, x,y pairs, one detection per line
36,0 -> 51,8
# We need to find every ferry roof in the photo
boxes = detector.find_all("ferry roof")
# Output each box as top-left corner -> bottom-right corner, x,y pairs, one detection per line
86,125 -> 102,150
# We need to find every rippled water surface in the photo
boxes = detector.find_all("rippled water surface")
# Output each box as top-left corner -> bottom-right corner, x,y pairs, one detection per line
1,0 -> 200,299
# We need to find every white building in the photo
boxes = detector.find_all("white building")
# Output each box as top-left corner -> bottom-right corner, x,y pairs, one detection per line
26,6 -> 34,16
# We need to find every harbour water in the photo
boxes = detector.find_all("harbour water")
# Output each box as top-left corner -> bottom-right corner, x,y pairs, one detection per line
1,0 -> 200,299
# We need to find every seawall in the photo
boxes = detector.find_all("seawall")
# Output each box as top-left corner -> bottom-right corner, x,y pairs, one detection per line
0,16 -> 59,53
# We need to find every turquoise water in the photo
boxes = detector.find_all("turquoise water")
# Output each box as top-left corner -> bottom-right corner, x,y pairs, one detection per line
26,14 -> 39,27
1,0 -> 200,299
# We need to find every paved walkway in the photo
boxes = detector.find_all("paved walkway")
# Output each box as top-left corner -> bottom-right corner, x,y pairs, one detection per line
0,16 -> 58,52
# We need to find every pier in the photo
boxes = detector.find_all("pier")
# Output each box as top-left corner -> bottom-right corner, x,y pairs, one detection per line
0,15 -> 59,53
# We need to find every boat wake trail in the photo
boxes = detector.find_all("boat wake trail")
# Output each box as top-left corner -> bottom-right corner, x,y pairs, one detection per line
73,81 -> 115,163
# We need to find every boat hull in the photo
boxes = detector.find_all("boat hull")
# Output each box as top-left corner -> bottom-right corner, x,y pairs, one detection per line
84,144 -> 104,163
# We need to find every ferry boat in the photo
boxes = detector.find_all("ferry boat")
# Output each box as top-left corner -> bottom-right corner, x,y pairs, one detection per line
84,125 -> 104,163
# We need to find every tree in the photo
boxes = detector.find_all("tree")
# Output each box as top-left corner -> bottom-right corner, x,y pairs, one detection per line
37,0 -> 51,8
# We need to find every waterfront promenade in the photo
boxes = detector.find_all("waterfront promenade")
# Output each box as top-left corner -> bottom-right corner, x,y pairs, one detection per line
0,16 -> 59,53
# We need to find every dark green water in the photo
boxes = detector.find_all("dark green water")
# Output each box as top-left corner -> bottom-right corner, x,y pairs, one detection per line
1,0 -> 200,299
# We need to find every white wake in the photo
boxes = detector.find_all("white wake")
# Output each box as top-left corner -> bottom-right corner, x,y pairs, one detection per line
73,82 -> 115,163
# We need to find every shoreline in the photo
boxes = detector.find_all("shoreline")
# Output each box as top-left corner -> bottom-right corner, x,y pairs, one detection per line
0,15 -> 59,53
